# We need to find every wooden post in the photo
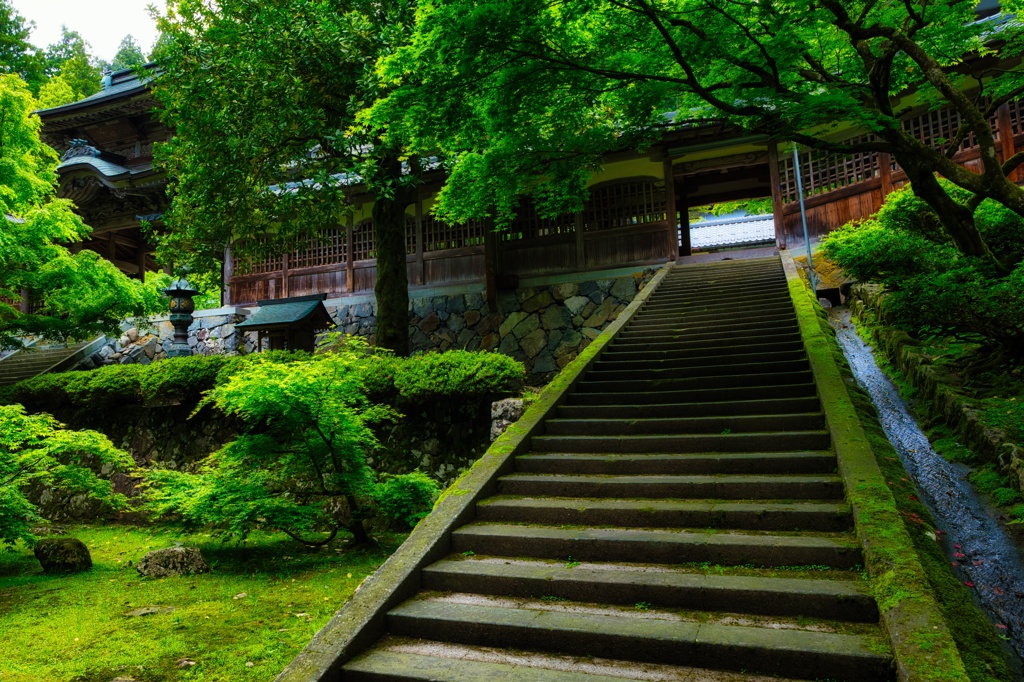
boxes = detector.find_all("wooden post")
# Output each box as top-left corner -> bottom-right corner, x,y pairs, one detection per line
222,245 -> 233,306
345,214 -> 355,293
574,212 -> 585,269
997,103 -> 1017,181
879,152 -> 893,198
484,216 -> 498,312
20,289 -> 29,314
281,252 -> 290,299
678,203 -> 691,257
415,188 -> 425,285
767,141 -> 787,249
663,157 -> 678,261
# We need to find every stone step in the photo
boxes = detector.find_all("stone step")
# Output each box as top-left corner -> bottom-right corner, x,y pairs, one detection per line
384,597 -> 889,680
617,319 -> 798,341
585,359 -> 810,382
497,473 -> 843,500
608,330 -> 803,352
655,274 -> 787,291
628,307 -> 796,328
590,349 -> 808,371
599,340 -> 806,362
476,497 -> 852,531
544,412 -> 825,435
515,450 -> 836,475
344,639 -> 809,682
576,370 -> 815,393
531,430 -> 832,454
422,557 -> 874,620
451,524 -> 863,569
557,397 -> 822,419
565,382 -> 818,406
641,290 -> 792,310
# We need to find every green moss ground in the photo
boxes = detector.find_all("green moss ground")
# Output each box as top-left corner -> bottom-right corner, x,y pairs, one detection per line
814,305 -> 1015,680
0,525 -> 404,682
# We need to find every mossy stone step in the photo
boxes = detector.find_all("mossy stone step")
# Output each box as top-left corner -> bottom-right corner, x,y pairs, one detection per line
475,497 -> 853,531
514,450 -> 836,475
566,382 -> 818,406
611,331 -> 803,352
591,349 -> 808,371
544,412 -> 825,435
451,523 -> 863,569
497,473 -> 843,499
385,598 -> 890,681
556,397 -> 822,419
600,339 -> 805,361
576,370 -> 814,393
422,556 -> 875,620
585,359 -> 810,382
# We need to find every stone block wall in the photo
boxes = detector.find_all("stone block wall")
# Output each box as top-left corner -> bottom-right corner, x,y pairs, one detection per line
327,267 -> 659,379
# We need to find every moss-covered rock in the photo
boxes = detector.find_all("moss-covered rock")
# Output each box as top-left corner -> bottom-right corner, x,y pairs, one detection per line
33,537 -> 92,574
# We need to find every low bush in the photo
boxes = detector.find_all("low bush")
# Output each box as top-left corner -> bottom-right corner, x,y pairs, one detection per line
822,182 -> 1024,365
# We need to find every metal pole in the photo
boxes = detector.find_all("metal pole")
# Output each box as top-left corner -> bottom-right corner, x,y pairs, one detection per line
791,143 -> 817,293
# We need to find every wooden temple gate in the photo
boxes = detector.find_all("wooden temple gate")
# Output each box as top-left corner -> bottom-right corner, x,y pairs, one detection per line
227,99 -> 1024,306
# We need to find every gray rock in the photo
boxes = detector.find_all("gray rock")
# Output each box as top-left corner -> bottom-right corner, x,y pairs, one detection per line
499,311 -> 529,338
419,312 -> 441,333
583,298 -> 616,328
126,328 -> 139,342
564,296 -> 590,316
519,328 -> 547,358
511,313 -> 540,340
477,314 -> 502,335
582,327 -> 602,340
521,291 -> 554,313
411,298 -> 433,318
595,279 -> 613,293
578,281 -> 600,298
78,356 -> 97,371
355,302 -> 375,318
34,537 -> 92,574
447,313 -> 466,333
498,333 -> 520,355
448,296 -> 467,314
464,293 -> 484,310
546,329 -> 564,351
136,546 -> 210,578
125,606 -> 175,617
610,277 -> 637,302
515,287 -> 536,303
532,350 -> 557,373
97,345 -> 115,360
142,337 -> 159,360
490,397 -> 525,441
541,305 -> 572,330
551,282 -> 578,301
464,310 -> 481,327
457,328 -> 476,348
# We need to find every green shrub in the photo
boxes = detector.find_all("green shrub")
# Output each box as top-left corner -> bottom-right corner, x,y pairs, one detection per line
393,350 -> 525,400
373,470 -> 440,527
822,183 -> 1024,361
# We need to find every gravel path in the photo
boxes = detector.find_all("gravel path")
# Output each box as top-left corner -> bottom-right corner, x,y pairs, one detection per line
830,308 -> 1024,662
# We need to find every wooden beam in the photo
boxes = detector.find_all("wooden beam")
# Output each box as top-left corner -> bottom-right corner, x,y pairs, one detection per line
879,153 -> 893,198
222,245 -> 233,306
767,141 -> 786,249
281,252 -> 290,298
345,215 -> 355,294
663,157 -> 678,261
415,188 -> 425,285
484,217 -> 498,312
997,103 -> 1017,182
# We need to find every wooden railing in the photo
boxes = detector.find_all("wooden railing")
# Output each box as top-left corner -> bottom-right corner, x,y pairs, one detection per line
227,179 -> 677,305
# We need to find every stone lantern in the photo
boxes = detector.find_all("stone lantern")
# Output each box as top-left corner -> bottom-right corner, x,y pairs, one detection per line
162,275 -> 200,358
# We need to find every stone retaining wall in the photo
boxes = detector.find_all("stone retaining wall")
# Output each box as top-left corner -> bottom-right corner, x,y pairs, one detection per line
74,268 -> 659,380
329,268 -> 659,380
849,284 -> 1024,491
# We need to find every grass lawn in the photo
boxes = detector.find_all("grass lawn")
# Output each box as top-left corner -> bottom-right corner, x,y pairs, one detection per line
0,525 -> 405,682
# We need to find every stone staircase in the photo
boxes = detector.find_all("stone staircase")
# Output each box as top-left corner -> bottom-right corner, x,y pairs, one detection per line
0,336 -> 105,386
342,258 -> 894,681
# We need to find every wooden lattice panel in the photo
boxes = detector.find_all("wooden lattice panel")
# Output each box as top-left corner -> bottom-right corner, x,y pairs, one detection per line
583,181 -> 666,231
779,136 -> 880,203
506,199 -> 575,242
405,216 -> 417,255
1008,100 -> 1024,137
242,238 -> 283,275
422,214 -> 485,251
289,226 -> 347,269
352,219 -> 375,261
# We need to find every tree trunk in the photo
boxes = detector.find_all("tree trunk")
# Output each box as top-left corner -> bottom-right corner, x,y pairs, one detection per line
372,156 -> 414,356
897,157 -> 1010,276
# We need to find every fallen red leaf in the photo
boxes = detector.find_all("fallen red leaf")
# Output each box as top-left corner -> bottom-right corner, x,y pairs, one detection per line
995,587 -> 1004,595
955,544 -> 962,549
973,561 -> 984,566
997,624 -> 1008,629
951,561 -> 959,566
908,494 -> 919,501
954,552 -> 967,558
964,581 -> 975,588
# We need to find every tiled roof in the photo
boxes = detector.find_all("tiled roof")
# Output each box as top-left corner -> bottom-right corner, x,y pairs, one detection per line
235,299 -> 332,331
690,214 -> 775,249
56,156 -> 141,179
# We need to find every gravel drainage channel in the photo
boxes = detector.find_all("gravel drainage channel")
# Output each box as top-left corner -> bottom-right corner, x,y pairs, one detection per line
829,307 -> 1024,664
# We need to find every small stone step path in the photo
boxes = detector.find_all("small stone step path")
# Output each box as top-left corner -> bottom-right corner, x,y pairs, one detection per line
343,258 -> 894,681
0,337 -> 101,386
